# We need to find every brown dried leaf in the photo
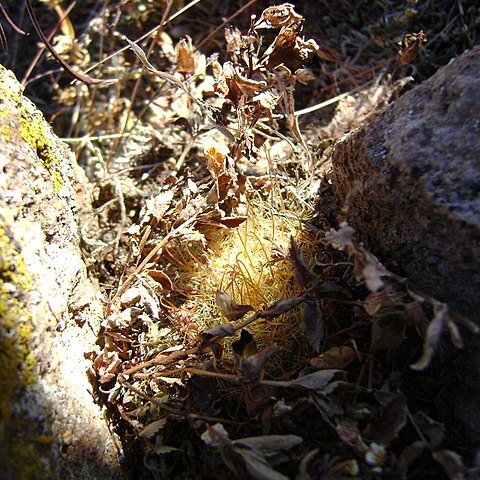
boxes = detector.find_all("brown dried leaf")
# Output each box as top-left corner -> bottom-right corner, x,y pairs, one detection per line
316,280 -> 352,300
245,383 -> 274,416
364,289 -> 388,316
201,324 -> 236,344
397,31 -> 427,66
241,345 -> 279,383
203,136 -> 229,179
218,216 -> 248,228
289,237 -> 310,288
410,302 -> 447,370
432,449 -> 465,480
234,71 -> 267,98
260,296 -> 305,319
336,422 -> 368,454
366,394 -> 407,447
175,35 -> 196,75
225,26 -> 244,56
254,3 -> 303,30
146,270 -> 174,291
232,329 -> 258,359
309,346 -> 356,369
216,290 -> 253,321
303,298 -> 323,352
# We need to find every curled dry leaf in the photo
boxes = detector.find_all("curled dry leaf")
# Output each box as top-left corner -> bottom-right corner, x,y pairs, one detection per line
309,346 -> 356,369
410,302 -> 447,370
201,323 -> 236,343
146,270 -> 175,291
203,135 -> 230,179
215,290 -> 253,321
201,423 -> 232,448
232,329 -> 258,359
240,345 -> 279,383
254,3 -> 303,30
397,31 -> 427,66
259,296 -> 305,319
324,222 -> 355,251
353,251 -> 385,292
144,190 -> 175,222
432,449 -> 466,480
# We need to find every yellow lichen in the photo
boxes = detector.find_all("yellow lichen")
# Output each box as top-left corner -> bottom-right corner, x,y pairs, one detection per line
1,124 -> 11,142
19,111 -> 64,192
0,222 -> 49,479
0,223 -> 36,419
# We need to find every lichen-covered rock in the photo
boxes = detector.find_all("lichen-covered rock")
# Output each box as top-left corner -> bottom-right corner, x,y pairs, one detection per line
319,47 -> 480,321
0,65 -> 126,480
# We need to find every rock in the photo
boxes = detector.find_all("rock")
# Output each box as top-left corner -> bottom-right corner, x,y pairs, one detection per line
319,47 -> 480,321
0,65 -> 127,479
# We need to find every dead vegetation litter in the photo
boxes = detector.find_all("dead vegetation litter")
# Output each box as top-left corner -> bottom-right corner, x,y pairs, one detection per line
2,1 -> 480,479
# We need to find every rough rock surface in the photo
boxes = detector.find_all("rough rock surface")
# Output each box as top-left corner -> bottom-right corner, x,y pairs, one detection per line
319,47 -> 480,321
0,65 -> 126,479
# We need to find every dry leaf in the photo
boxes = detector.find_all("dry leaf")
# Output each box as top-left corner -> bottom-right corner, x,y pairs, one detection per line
241,345 -> 279,383
175,35 -> 196,75
201,324 -> 236,344
215,290 -> 253,321
309,346 -> 356,369
410,302 -> 447,370
260,296 -> 305,319
289,237 -> 310,289
234,433 -> 302,452
139,418 -> 167,439
324,222 -> 355,251
432,449 -> 465,480
365,394 -> 407,447
201,423 -> 232,448
146,270 -> 174,291
232,329 -> 258,359
303,298 -> 323,352
397,31 -> 427,66
203,136 -> 230,179
254,3 -> 302,30
287,369 -> 340,390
